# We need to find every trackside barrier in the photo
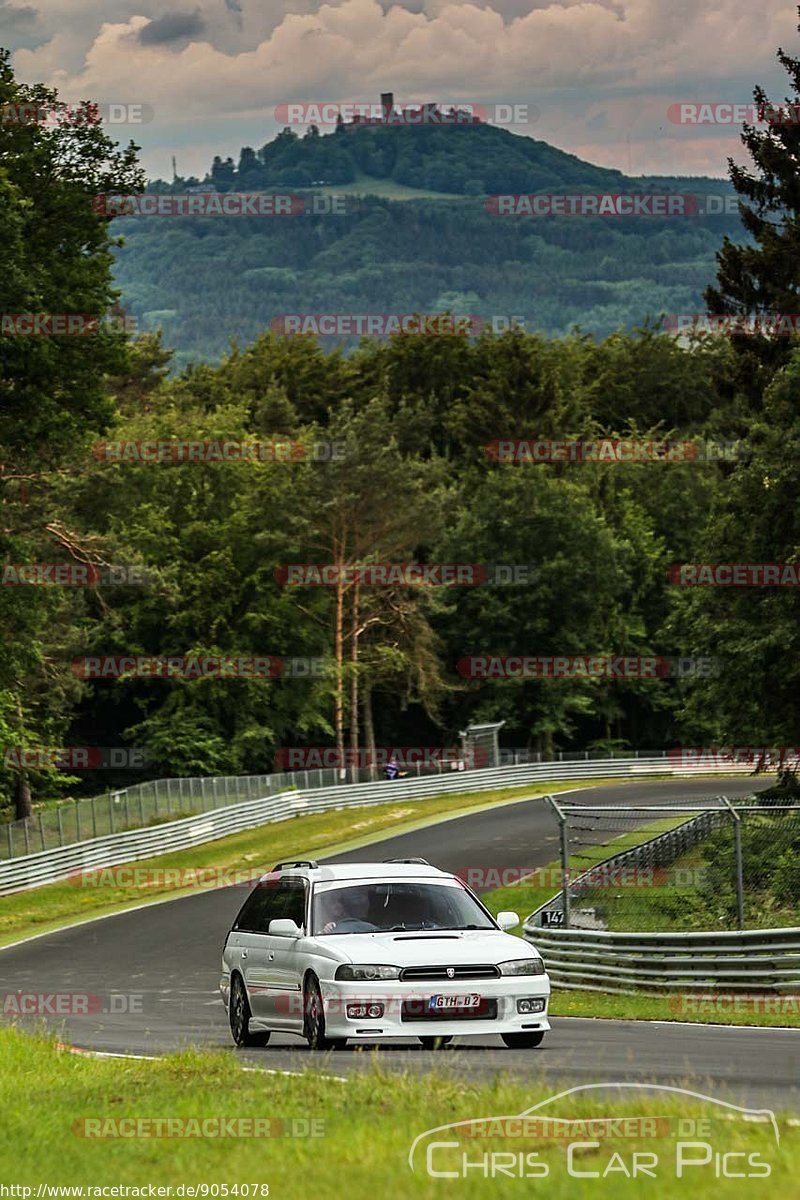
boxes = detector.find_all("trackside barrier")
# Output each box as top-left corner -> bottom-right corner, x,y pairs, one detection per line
0,749 -> 763,862
523,923 -> 800,994
0,756 -> 760,894
523,805 -> 800,991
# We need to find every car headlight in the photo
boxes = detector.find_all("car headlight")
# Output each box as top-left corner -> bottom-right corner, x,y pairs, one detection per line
499,957 -> 545,976
335,964 -> 401,981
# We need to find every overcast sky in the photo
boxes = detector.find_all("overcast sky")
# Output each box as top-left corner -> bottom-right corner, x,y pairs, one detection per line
3,0 -> 798,180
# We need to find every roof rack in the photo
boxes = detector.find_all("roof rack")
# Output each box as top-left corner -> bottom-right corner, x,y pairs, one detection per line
383,857 -> 431,866
272,860 -> 319,871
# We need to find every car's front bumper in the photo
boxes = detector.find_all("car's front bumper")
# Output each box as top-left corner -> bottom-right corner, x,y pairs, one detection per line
318,976 -> 551,1040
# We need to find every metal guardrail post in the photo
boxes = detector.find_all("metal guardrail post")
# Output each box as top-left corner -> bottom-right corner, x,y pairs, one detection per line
545,793 -> 570,929
720,795 -> 745,930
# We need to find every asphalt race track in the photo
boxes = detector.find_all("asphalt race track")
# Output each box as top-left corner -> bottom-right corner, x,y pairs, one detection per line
2,777 -> 798,1112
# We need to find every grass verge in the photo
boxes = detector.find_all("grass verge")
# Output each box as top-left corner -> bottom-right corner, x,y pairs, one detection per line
0,1027 -> 792,1198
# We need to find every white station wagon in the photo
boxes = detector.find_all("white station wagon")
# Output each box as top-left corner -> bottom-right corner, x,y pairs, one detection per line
220,858 -> 550,1050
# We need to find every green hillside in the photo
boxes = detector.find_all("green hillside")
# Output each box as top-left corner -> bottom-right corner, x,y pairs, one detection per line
114,123 -> 743,369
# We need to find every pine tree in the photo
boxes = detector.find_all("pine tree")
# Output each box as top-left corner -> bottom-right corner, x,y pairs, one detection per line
705,8 -> 800,390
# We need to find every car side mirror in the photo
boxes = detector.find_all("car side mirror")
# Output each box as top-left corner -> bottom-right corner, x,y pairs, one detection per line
496,910 -> 520,931
269,918 -> 302,937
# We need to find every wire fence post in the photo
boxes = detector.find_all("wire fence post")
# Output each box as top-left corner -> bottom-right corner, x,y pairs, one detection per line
545,793 -> 570,929
719,795 -> 745,930
56,806 -> 64,847
7,822 -> 13,859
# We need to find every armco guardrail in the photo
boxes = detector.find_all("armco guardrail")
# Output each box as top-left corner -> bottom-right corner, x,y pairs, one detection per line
522,803 -> 800,992
523,924 -> 800,994
0,756 -> 759,895
0,748 -> 761,861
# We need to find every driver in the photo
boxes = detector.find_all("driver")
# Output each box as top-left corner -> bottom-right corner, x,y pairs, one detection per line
319,887 -> 372,934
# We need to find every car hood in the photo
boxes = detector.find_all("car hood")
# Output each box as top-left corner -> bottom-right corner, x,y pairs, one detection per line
324,929 -> 538,966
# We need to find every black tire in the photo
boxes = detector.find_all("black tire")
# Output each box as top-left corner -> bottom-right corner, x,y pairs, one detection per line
419,1035 -> 453,1050
303,976 -> 347,1051
229,975 -> 271,1048
501,1031 -> 545,1049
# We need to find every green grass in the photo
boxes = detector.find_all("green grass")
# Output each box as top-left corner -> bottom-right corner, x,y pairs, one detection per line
0,779 -> 614,948
0,1027 -> 793,1198
549,990 -> 800,1027
314,170 -> 472,201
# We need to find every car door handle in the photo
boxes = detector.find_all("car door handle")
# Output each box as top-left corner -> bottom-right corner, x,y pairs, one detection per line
241,949 -> 248,959
268,952 -> 275,961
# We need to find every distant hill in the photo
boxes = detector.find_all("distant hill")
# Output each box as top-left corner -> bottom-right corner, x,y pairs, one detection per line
193,122 -> 631,196
115,124 -> 743,369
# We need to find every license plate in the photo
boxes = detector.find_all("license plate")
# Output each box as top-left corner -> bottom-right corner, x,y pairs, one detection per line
428,993 -> 481,1010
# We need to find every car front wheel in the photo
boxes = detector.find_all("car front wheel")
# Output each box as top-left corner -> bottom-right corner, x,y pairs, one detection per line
229,975 -> 271,1048
501,1031 -> 545,1049
303,977 -> 347,1051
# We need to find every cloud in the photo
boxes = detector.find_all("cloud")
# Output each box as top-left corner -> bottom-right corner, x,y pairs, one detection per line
9,0 -> 799,179
137,10 -> 207,46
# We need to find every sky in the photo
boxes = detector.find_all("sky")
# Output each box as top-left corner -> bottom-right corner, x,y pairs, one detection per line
2,0 -> 799,181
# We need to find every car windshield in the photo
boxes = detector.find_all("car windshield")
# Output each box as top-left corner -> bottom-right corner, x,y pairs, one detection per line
311,881 -> 495,935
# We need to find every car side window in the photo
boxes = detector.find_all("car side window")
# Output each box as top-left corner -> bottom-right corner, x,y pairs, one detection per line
233,879 -> 307,933
233,885 -> 280,933
275,878 -> 307,929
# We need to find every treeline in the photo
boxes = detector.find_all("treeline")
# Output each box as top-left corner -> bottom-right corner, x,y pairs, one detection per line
2,317 -> 795,817
112,193 -> 744,371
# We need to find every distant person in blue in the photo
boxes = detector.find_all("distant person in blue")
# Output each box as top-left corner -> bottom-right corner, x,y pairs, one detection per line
384,756 -> 407,781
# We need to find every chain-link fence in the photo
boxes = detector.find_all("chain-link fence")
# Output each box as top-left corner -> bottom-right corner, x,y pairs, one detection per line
0,751 -> 485,861
533,792 -> 800,932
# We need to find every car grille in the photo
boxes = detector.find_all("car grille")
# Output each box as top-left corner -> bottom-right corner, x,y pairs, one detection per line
400,964 -> 501,982
401,998 -> 497,1022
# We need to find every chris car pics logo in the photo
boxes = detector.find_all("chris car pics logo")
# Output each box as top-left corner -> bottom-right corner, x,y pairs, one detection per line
408,1083 -> 779,1180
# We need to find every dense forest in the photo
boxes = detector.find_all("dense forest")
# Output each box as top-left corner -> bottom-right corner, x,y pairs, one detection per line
1,41 -> 800,821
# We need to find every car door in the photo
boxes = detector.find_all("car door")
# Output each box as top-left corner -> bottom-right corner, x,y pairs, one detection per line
229,883 -> 284,1020
266,878 -> 309,1031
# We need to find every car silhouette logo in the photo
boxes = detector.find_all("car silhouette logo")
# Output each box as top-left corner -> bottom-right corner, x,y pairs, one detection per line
446,968 -> 455,978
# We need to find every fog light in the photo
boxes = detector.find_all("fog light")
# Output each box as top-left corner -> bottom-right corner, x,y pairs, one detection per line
517,998 -> 546,1014
346,1003 -> 384,1019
